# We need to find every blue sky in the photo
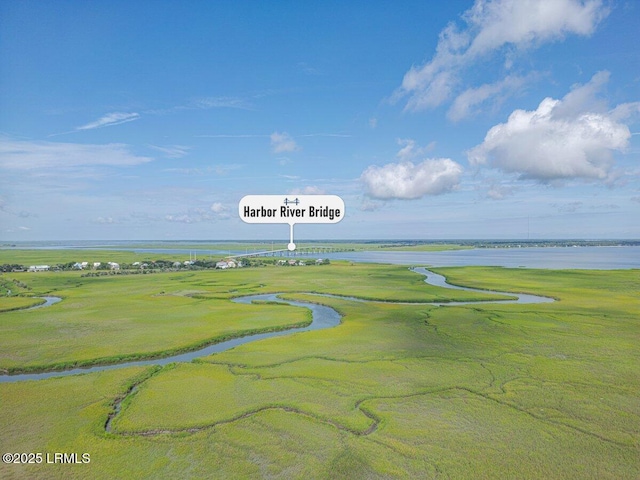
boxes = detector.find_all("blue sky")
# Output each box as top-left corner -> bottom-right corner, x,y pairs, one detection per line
1,0 -> 639,241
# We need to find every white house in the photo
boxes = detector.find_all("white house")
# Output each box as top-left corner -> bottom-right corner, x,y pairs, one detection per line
216,261 -> 229,269
28,265 -> 50,272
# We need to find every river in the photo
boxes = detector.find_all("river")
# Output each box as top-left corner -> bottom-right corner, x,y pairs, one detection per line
0,268 -> 553,383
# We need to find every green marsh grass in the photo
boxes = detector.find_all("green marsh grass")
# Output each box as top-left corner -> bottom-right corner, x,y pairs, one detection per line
0,260 -> 638,478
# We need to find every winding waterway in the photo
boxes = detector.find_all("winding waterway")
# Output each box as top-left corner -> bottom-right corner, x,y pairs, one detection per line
27,296 -> 62,310
0,268 -> 553,383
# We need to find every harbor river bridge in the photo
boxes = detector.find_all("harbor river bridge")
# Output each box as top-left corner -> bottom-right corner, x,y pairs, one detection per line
226,245 -> 350,259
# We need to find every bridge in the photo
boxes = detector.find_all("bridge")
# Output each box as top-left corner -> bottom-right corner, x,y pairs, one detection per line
225,245 -> 350,259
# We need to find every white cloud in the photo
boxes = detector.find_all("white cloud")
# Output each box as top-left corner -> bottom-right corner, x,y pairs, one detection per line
191,96 -> 251,110
210,202 -> 225,213
213,164 -> 243,175
360,158 -> 463,200
148,144 -> 190,158
0,138 -> 153,170
77,112 -> 140,130
395,0 -> 608,115
211,202 -> 231,219
270,132 -> 299,153
369,117 -> 378,129
395,139 -> 436,161
486,183 -> 515,199
468,72 -> 634,182
360,197 -> 385,211
447,74 -> 531,121
195,134 -> 269,139
463,0 -> 606,56
165,214 -> 196,224
610,102 -> 640,122
289,186 -> 326,195
299,133 -> 351,138
165,206 -> 231,224
552,201 -> 583,213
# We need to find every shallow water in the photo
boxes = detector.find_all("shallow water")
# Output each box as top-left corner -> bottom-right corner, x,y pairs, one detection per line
0,268 -> 553,383
320,246 -> 640,269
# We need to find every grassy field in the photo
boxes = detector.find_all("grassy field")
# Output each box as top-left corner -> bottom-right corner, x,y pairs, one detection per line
0,263 -> 510,373
0,248 -> 185,266
0,259 -> 638,479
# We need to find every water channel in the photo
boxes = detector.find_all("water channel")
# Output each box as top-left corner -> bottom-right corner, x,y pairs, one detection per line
0,268 -> 553,383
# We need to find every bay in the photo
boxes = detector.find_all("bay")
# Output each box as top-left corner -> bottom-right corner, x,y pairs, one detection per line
319,246 -> 640,269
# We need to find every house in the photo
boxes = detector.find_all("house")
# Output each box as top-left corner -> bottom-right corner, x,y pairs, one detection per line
277,260 -> 287,266
108,262 -> 120,270
298,261 -> 306,266
93,262 -> 101,269
73,262 -> 83,269
173,261 -> 182,268
216,261 -> 229,269
288,260 -> 297,266
226,260 -> 237,268
27,265 -> 50,272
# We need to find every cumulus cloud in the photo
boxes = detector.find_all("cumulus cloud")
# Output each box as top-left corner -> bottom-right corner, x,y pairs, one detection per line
77,112 -> 140,130
468,72 -> 634,182
0,137 -> 153,170
361,158 -> 463,200
395,0 -> 608,117
270,132 -> 299,153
